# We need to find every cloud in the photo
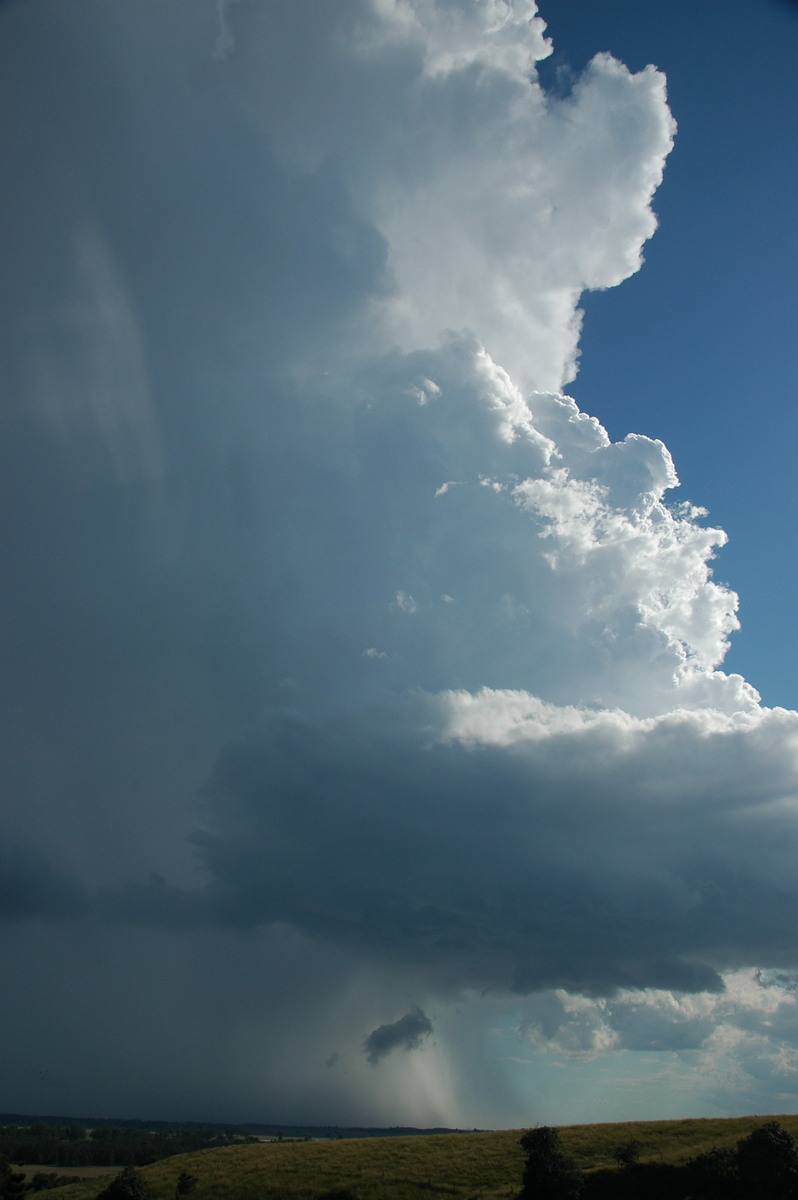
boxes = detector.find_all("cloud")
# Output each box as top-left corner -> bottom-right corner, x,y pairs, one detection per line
0,0 -> 795,1127
0,843 -> 86,924
213,0 -> 674,390
515,968 -> 798,1114
184,691 -> 798,1002
364,1008 -> 434,1064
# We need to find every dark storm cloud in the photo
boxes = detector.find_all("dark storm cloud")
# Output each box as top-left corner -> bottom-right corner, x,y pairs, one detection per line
364,1008 -> 434,1064
172,700 -> 797,999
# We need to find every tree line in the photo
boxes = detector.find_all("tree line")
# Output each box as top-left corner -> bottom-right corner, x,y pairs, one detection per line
0,1123 -> 252,1169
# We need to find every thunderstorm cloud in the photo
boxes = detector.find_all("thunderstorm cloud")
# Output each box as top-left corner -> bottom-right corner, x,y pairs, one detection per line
1,0 -> 795,1127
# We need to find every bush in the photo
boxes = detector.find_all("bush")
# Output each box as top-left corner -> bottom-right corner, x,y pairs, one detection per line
685,1146 -> 737,1200
29,1172 -> 83,1192
176,1169 -> 198,1198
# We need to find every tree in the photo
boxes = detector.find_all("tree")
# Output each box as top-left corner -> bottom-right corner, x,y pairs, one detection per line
95,1166 -> 155,1200
612,1140 -> 641,1170
518,1127 -> 582,1200
0,1155 -> 26,1199
735,1121 -> 798,1200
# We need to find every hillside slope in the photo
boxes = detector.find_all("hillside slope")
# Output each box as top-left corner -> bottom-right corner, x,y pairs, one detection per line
41,1115 -> 798,1200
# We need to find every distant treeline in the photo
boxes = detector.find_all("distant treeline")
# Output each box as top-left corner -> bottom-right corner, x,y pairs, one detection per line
0,1113 -> 472,1146
0,1123 -> 249,1168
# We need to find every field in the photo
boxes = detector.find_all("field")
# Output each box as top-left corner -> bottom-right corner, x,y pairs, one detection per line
36,1115 -> 798,1200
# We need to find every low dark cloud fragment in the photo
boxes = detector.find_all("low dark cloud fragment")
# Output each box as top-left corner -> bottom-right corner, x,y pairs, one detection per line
363,1007 -> 433,1065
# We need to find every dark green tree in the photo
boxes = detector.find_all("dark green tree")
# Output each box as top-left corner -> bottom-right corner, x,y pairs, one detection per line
735,1121 -> 798,1200
518,1127 -> 582,1200
0,1155 -> 26,1199
96,1165 -> 155,1200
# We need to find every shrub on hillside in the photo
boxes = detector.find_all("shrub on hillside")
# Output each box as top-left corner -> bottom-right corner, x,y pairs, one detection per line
29,1171 -> 84,1192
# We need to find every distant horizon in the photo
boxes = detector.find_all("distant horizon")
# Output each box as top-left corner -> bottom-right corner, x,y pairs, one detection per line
0,1111 -> 476,1131
4,1107 -> 798,1135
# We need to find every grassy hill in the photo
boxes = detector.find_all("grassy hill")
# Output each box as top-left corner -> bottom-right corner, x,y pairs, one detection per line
36,1114 -> 798,1200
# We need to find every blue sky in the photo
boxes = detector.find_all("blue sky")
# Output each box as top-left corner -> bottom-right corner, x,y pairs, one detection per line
1,0 -> 798,1131
541,0 -> 798,709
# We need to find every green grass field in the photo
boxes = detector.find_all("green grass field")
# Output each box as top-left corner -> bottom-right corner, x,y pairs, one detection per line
37,1115 -> 798,1200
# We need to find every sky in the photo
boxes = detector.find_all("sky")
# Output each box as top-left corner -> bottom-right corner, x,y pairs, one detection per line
1,0 -> 798,1131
